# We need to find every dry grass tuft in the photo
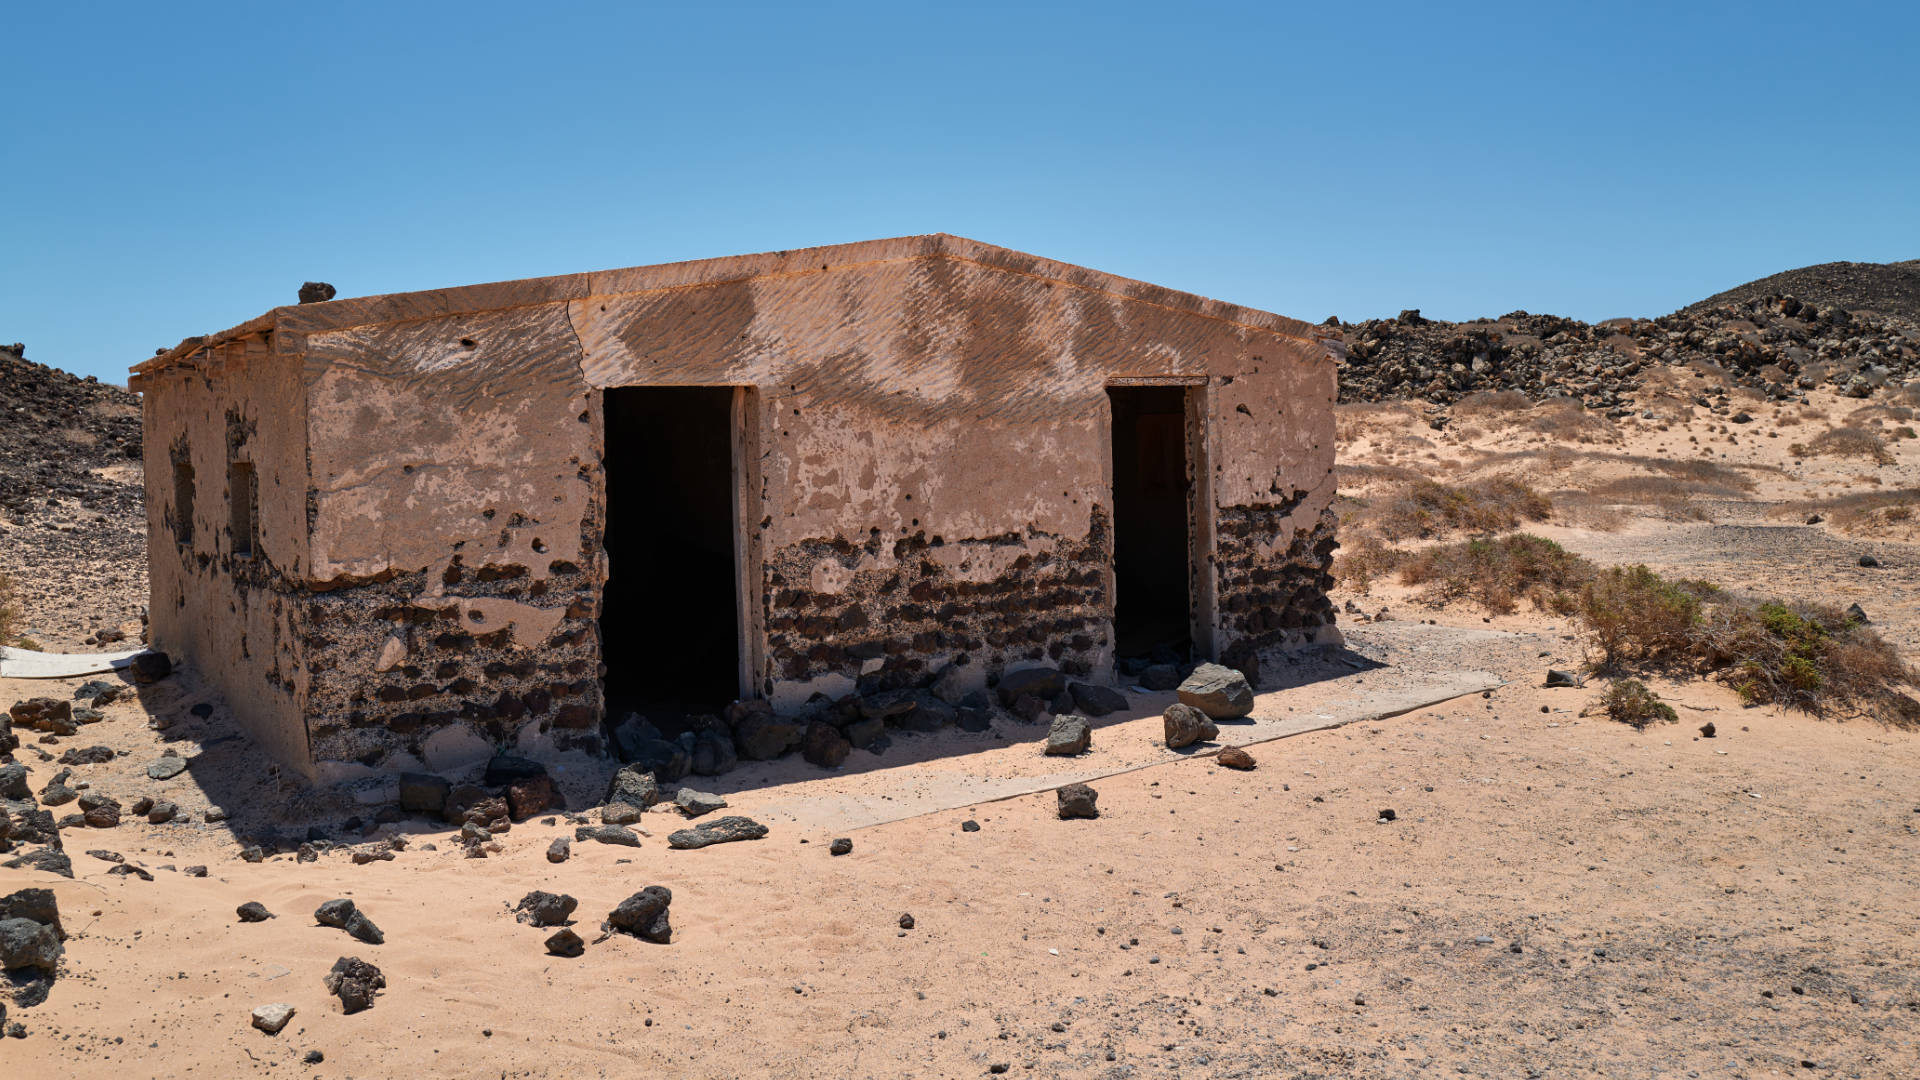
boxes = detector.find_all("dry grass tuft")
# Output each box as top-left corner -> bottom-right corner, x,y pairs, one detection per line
0,571 -> 16,646
1798,426 -> 1896,465
1396,533 -> 1589,615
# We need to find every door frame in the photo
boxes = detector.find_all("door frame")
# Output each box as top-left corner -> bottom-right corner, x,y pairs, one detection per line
1105,376 -> 1217,661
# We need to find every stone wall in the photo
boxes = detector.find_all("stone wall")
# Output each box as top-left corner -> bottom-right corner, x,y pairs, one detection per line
1215,498 -> 1340,662
299,554 -> 606,772
762,509 -> 1112,702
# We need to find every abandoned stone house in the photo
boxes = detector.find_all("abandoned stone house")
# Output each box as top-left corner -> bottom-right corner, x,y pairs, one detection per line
130,234 -> 1339,782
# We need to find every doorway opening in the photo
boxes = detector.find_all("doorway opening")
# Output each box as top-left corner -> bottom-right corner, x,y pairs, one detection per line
601,386 -> 742,730
1108,385 -> 1196,661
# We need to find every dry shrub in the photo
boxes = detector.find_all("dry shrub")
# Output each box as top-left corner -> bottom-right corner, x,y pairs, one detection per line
1452,390 -> 1534,416
1370,477 -> 1551,541
1334,534 -> 1405,595
1601,679 -> 1677,729
1524,397 -> 1614,442
1578,566 -> 1715,664
1806,426 -> 1895,465
1693,602 -> 1918,726
1397,533 -> 1589,615
1783,488 -> 1920,535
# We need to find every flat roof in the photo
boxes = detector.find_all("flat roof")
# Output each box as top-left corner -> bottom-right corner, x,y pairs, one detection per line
133,233 -> 1319,378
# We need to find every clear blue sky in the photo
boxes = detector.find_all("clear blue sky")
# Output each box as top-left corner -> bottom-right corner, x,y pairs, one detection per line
5,1 -> 1916,384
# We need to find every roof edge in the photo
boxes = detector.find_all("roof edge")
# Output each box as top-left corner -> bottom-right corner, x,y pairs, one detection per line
132,234 -> 1321,379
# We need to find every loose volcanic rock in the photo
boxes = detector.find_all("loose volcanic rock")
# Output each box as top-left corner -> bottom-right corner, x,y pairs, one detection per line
107,863 -> 153,880
513,891 -> 578,928
0,889 -> 63,938
146,755 -> 188,781
298,281 -> 337,304
323,956 -> 385,1014
600,801 -> 643,825
9,698 -> 72,730
1068,682 -> 1129,717
546,837 -> 571,863
996,666 -> 1067,706
314,899 -> 384,945
1700,722 -> 1717,738
689,730 -> 739,776
0,918 -> 63,973
1044,714 -> 1092,756
1544,669 -> 1583,688
1859,554 -> 1882,568
146,801 -> 177,824
1846,602 -> 1870,624
251,1003 -> 296,1035
1176,664 -> 1255,720
674,788 -> 728,818
544,927 -> 585,957
3,850 -> 72,877
961,820 -> 980,832
604,886 -> 673,943
78,792 -> 120,828
829,837 -> 853,856
56,746 -> 113,766
604,766 -> 661,811
1216,747 -> 1257,770
1162,703 -> 1219,749
898,912 -> 915,930
396,773 -> 451,815
85,849 -> 123,863
1140,663 -> 1183,691
730,714 -> 803,761
800,720 -> 851,769
1057,783 -> 1100,819
183,865 -> 207,877
506,774 -> 557,821
38,771 -> 77,806
0,764 -> 30,799
482,754 -> 545,787
129,651 -> 173,684
667,815 -> 768,849
576,824 -> 641,847
237,902 -> 275,923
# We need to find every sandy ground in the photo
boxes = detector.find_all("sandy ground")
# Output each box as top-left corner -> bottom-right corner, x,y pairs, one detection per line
6,375 -> 1920,1078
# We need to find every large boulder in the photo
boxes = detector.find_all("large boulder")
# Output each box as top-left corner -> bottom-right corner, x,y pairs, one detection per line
733,714 -> 803,760
0,917 -> 63,973
0,889 -> 63,938
689,730 -> 739,776
0,763 -> 31,800
1044,714 -> 1092,756
398,774 -> 451,815
895,697 -> 955,734
996,666 -> 1067,706
1162,703 -> 1219,749
1176,663 -> 1254,719
800,721 -> 850,769
1069,682 -> 1129,717
8,698 -> 71,730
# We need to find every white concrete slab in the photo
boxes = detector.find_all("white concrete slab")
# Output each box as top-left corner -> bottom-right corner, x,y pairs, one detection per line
0,645 -> 148,679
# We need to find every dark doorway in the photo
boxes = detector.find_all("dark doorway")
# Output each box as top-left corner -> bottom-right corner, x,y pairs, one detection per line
601,386 -> 741,727
1108,386 -> 1193,660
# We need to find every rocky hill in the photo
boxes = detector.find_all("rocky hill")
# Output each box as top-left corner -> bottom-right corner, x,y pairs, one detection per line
0,342 -> 148,646
1334,260 -> 1920,414
0,343 -> 143,516
1683,259 -> 1920,322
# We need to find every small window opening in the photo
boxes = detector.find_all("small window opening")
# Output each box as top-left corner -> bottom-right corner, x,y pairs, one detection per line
229,461 -> 257,558
172,460 -> 196,544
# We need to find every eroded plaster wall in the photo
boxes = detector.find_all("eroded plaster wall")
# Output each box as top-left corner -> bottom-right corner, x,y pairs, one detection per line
172,237 -> 1338,772
141,335 -> 312,768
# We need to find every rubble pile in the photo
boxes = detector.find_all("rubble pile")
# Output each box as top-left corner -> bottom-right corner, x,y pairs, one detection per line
1333,260 -> 1920,415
